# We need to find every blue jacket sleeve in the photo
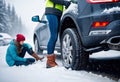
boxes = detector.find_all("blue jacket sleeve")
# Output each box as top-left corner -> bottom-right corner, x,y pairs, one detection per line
9,45 -> 27,62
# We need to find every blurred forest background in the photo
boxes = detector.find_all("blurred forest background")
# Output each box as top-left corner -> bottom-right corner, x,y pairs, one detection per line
0,0 -> 26,37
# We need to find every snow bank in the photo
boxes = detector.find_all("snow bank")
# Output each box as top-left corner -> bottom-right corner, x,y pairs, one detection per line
90,50 -> 120,59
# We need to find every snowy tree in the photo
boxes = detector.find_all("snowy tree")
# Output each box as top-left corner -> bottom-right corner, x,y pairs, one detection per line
0,0 -> 26,37
5,4 -> 12,33
0,0 -> 8,32
8,5 -> 26,36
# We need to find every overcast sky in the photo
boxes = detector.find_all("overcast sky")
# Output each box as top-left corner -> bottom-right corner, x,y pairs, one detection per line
5,0 -> 45,28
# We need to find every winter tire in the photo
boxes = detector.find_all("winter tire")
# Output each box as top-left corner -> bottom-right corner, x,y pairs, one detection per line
61,28 -> 89,70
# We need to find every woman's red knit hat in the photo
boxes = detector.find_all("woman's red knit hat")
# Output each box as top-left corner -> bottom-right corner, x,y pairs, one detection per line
16,34 -> 25,42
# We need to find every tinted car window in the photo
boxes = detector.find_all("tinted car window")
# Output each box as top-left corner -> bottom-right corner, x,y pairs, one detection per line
71,0 -> 77,3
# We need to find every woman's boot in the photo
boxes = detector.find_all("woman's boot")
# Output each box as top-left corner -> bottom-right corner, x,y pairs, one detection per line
46,54 -> 58,68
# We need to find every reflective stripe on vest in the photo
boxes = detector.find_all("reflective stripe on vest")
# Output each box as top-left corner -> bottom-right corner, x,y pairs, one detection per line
46,0 -> 63,12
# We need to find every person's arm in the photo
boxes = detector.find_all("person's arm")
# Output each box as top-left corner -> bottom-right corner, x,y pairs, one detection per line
9,46 -> 27,62
23,43 -> 32,49
23,43 -> 34,55
50,0 -> 71,8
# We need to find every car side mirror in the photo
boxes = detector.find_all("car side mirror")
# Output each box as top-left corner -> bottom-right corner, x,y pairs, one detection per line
32,15 -> 47,24
32,15 -> 40,22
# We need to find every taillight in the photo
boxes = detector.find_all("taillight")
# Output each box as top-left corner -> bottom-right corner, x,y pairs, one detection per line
92,21 -> 109,28
87,0 -> 120,4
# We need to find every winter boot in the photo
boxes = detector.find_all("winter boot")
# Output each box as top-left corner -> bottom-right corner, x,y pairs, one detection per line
46,54 -> 58,68
32,52 -> 44,61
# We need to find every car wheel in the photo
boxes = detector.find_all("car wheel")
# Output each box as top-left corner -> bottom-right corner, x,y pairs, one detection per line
34,38 -> 43,55
61,28 -> 89,70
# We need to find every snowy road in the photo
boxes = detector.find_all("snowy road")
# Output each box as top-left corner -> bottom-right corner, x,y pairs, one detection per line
0,46 -> 120,82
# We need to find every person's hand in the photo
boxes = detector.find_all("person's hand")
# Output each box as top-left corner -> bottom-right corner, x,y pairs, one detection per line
36,56 -> 44,61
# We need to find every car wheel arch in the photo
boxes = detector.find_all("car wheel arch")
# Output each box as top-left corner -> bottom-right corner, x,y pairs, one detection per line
60,16 -> 83,44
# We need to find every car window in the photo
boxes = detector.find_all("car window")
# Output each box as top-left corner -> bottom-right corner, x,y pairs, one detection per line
41,15 -> 48,21
71,0 -> 77,3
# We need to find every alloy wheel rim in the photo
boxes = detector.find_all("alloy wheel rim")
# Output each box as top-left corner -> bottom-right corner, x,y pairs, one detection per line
62,34 -> 73,67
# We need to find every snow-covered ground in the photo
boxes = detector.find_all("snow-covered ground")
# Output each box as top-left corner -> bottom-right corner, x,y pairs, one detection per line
0,45 -> 119,82
1,1 -> 120,81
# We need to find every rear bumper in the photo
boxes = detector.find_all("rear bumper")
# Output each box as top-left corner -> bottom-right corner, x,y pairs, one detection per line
82,20 -> 120,48
105,36 -> 120,51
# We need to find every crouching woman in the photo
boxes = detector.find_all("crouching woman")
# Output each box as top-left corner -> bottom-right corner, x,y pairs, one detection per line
6,34 -> 44,67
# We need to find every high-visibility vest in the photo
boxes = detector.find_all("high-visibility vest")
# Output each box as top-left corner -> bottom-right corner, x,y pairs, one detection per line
46,0 -> 64,12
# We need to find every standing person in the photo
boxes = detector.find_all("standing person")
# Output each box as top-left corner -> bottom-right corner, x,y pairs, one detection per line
45,0 -> 70,68
6,34 -> 44,67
